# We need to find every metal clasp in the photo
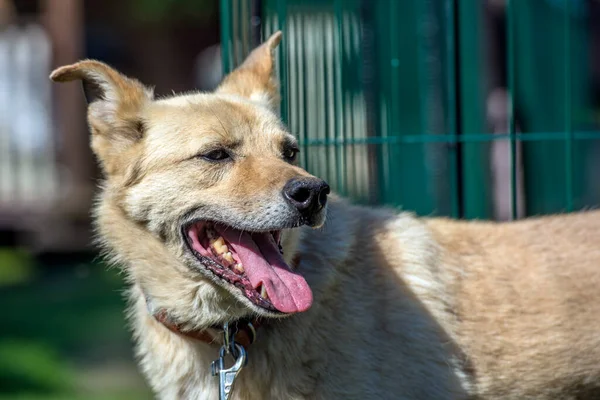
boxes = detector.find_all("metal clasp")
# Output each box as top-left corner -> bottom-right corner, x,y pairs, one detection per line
211,323 -> 247,400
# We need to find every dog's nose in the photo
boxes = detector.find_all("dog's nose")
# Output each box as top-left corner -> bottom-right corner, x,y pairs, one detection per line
283,178 -> 330,215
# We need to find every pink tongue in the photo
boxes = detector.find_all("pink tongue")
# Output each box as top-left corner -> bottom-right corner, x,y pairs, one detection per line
217,228 -> 313,313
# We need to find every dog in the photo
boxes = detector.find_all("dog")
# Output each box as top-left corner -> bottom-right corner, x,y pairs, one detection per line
50,32 -> 600,399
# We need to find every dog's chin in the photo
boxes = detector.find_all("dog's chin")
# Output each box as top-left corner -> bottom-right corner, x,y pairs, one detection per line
181,217 -> 318,318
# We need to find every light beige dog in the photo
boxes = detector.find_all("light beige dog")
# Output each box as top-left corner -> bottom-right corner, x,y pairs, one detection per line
51,32 -> 600,399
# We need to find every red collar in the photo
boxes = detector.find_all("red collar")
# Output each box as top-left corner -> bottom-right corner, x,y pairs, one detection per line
149,302 -> 261,348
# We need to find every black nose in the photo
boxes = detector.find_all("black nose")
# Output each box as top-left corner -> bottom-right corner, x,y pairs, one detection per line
283,178 -> 330,215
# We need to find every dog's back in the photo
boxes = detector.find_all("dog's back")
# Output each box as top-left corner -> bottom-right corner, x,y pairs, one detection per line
291,202 -> 600,399
426,211 -> 600,398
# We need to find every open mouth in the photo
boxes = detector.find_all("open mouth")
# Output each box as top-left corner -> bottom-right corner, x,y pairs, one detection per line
185,222 -> 313,314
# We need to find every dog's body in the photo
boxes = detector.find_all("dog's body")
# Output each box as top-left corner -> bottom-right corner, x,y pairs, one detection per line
51,33 -> 600,399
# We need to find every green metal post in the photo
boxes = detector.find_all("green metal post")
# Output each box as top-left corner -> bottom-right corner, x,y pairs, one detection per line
334,0 -> 345,195
507,0 -> 518,220
276,0 -> 289,124
564,0 -> 574,212
445,0 -> 460,218
457,0 -> 491,219
220,0 -> 233,73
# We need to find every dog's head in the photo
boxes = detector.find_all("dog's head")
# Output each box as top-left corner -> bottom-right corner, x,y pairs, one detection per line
51,32 -> 329,325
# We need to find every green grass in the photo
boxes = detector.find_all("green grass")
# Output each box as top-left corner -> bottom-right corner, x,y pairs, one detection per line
0,341 -> 73,394
0,391 -> 149,400
0,249 -> 35,286
0,252 -> 152,399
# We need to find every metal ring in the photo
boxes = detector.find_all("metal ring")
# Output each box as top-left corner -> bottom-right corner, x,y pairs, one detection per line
222,322 -> 231,354
246,322 -> 257,344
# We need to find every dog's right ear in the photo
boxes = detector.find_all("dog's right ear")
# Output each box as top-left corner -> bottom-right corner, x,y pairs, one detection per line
50,60 -> 153,175
217,31 -> 282,111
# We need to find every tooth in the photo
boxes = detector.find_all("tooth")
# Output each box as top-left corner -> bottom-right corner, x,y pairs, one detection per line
213,245 -> 223,255
234,263 -> 245,274
260,285 -> 268,299
211,237 -> 228,255
223,252 -> 234,263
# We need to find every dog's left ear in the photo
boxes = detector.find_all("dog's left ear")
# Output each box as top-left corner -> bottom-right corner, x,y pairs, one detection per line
217,31 -> 282,110
50,60 -> 153,176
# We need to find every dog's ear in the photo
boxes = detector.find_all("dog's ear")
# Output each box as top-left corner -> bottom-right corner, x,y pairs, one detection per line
50,60 -> 153,175
217,31 -> 282,110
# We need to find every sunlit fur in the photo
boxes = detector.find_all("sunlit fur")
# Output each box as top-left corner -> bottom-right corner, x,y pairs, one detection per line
51,32 -> 600,399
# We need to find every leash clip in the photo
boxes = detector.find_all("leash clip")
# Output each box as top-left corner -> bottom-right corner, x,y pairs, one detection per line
211,323 -> 247,400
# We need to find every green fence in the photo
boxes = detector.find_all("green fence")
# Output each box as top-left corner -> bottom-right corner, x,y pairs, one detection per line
220,0 -> 600,220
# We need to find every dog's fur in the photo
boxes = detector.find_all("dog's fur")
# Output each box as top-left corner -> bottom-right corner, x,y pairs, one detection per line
51,33 -> 600,399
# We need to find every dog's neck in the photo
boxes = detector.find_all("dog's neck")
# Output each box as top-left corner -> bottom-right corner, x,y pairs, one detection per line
141,252 -> 303,350
144,291 -> 263,349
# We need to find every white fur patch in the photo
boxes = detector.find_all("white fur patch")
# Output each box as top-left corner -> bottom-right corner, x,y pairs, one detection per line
249,91 -> 272,108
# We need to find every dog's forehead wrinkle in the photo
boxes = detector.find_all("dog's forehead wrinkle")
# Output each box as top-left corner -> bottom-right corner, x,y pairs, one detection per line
147,93 -> 287,156
207,104 -> 233,140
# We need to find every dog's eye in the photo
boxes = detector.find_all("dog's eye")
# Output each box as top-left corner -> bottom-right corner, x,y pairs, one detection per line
201,149 -> 230,162
283,147 -> 299,162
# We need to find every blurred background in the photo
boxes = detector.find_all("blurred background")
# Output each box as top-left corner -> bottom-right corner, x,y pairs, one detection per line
1,0 -> 600,398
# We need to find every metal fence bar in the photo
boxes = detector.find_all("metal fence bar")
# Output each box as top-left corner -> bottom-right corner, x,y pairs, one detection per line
564,0 -> 574,211
220,0 -> 233,73
306,11 -> 322,181
507,0 -> 518,220
344,6 -> 356,198
288,14 -> 303,165
235,0 -> 242,62
333,0 -> 345,194
300,13 -> 310,169
457,0 -> 489,219
349,11 -> 368,202
233,0 -> 243,66
445,0 -> 460,218
299,131 -> 600,146
276,0 -> 289,124
389,0 -> 400,201
242,0 -> 251,58
317,13 -> 327,183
